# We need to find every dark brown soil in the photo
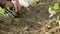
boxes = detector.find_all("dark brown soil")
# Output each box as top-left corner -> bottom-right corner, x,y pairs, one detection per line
0,0 -> 60,34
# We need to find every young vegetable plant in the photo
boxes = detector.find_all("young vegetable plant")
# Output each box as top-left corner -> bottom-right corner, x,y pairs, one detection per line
48,3 -> 59,17
0,6 -> 15,18
48,2 -> 60,26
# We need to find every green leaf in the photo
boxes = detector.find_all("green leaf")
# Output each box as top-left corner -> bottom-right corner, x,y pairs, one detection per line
48,6 -> 56,15
0,7 -> 5,16
53,3 -> 59,11
56,15 -> 59,23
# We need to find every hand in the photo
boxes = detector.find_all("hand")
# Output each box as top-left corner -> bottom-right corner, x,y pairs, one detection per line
12,0 -> 21,13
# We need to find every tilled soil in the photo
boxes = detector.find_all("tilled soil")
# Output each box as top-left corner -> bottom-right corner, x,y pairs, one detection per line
0,0 -> 60,34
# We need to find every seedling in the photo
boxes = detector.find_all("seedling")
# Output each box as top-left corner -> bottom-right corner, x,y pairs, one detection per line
48,2 -> 60,26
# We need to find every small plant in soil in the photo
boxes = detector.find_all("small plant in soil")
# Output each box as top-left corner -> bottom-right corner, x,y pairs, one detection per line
0,5 -> 15,18
48,2 -> 60,26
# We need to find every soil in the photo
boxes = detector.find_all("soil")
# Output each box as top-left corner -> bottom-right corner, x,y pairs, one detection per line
0,0 -> 60,34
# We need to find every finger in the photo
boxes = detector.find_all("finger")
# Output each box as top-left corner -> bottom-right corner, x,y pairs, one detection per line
14,2 -> 18,12
17,3 -> 21,12
12,0 -> 21,13
12,1 -> 18,12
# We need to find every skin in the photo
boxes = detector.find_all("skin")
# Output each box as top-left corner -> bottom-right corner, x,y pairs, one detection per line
12,0 -> 21,13
0,0 -> 21,12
